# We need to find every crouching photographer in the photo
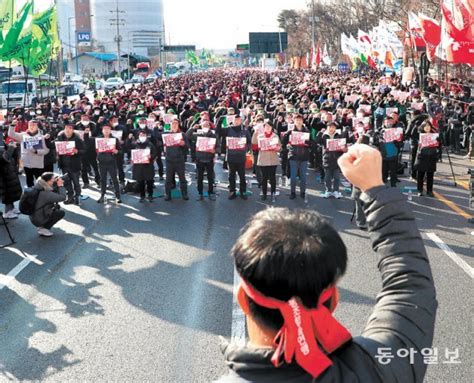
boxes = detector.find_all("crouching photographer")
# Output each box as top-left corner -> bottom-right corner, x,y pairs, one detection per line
26,172 -> 67,237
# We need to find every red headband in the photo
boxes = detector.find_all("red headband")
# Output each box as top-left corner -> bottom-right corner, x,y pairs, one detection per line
240,278 -> 351,378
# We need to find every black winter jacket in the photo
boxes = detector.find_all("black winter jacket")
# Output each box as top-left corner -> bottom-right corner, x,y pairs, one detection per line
225,125 -> 251,164
56,132 -> 85,172
217,186 -> 437,383
281,127 -> 312,162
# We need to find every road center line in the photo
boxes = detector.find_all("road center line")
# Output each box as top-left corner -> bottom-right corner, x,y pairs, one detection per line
231,268 -> 246,346
426,233 -> 474,279
433,191 -> 473,220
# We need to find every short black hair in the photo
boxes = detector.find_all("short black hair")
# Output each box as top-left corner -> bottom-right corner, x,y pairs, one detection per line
232,208 -> 347,331
41,172 -> 55,182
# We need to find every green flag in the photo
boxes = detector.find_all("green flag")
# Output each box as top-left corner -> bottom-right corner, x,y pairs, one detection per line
185,51 -> 199,66
32,5 -> 60,51
0,1 -> 33,61
25,5 -> 61,76
0,0 -> 15,43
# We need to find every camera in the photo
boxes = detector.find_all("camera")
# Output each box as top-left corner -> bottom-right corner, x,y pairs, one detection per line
54,173 -> 71,185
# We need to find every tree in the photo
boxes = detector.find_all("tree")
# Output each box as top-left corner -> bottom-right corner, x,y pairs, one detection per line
278,0 -> 441,63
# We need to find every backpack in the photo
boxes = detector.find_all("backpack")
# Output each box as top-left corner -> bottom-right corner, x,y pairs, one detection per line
383,142 -> 398,159
19,187 -> 41,215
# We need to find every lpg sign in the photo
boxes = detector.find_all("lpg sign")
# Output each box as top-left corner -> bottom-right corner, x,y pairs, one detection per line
77,32 -> 91,46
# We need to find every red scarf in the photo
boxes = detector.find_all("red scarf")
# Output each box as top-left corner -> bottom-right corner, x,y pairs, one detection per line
240,279 -> 351,378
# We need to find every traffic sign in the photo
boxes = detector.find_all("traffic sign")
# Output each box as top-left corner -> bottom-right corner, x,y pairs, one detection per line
338,63 -> 349,73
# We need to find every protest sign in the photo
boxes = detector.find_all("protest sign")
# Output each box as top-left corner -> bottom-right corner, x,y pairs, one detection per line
226,137 -> 246,150
383,128 -> 403,142
411,102 -> 424,111
358,104 -> 371,114
55,141 -> 76,156
419,133 -> 439,148
162,133 -> 183,147
289,131 -> 310,146
196,137 -> 216,153
22,135 -> 43,151
326,138 -> 347,152
146,119 -> 156,129
131,148 -> 151,164
258,136 -> 280,151
95,138 -> 116,153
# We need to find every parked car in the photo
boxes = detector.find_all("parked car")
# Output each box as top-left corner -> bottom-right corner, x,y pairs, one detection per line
95,79 -> 105,90
144,74 -> 158,84
104,77 -> 124,90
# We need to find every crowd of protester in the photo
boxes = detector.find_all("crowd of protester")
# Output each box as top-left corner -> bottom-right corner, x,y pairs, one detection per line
0,68 -> 472,235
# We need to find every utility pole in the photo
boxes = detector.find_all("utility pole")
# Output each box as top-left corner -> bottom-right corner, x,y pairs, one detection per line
311,0 -> 315,48
110,0 -> 125,77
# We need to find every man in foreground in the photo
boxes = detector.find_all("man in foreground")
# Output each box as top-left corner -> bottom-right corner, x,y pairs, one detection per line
218,144 -> 437,382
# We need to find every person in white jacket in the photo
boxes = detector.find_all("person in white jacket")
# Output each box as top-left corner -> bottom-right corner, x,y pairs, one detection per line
8,119 -> 49,187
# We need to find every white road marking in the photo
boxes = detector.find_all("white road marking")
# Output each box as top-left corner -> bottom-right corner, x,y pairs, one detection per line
426,233 -> 474,279
231,268 -> 246,346
0,250 -> 40,291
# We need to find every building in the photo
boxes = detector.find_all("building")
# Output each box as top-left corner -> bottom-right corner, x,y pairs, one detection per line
74,0 -> 92,53
90,0 -> 164,57
70,52 -> 120,76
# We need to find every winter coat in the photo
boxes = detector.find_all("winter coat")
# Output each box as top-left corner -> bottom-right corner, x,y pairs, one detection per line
186,128 -> 217,163
414,136 -> 441,173
251,131 -> 280,167
56,132 -> 85,173
96,135 -> 121,164
30,179 -> 67,227
315,131 -> 347,170
130,140 -> 157,182
0,142 -> 22,204
8,126 -> 50,169
281,127 -> 312,162
225,125 -> 251,164
217,187 -> 437,383
375,127 -> 403,161
164,132 -> 188,163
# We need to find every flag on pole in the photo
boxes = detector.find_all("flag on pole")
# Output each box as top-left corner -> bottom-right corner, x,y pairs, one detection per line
322,44 -> 331,66
417,13 -> 441,61
408,11 -> 426,50
340,33 -> 351,55
384,49 -> 394,68
438,0 -> 474,65
0,0 -> 15,43
0,1 -> 33,64
315,43 -> 321,67
357,29 -> 372,55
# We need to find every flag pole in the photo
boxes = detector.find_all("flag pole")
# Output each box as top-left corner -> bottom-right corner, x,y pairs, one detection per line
5,0 -> 15,112
23,0 -> 34,109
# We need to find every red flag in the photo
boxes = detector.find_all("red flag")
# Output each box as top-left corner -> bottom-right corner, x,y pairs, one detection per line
310,45 -> 316,67
440,0 -> 474,65
315,43 -> 321,67
418,13 -> 441,61
367,55 -> 377,69
384,49 -> 394,68
408,12 -> 426,49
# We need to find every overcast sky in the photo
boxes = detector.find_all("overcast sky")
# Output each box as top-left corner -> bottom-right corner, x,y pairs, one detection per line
163,0 -> 308,49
